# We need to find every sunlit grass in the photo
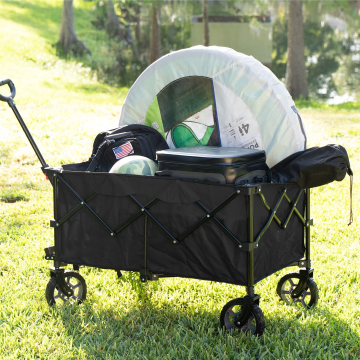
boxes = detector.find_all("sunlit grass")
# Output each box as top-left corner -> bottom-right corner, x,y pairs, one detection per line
0,1 -> 359,359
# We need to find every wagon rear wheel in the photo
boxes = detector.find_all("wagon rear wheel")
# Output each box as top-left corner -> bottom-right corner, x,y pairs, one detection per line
276,272 -> 318,308
220,299 -> 265,336
46,270 -> 87,306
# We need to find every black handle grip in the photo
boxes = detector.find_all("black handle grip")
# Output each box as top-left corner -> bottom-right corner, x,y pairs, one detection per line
0,79 -> 16,102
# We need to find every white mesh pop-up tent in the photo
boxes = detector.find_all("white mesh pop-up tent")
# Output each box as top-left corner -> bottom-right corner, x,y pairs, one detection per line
119,46 -> 306,168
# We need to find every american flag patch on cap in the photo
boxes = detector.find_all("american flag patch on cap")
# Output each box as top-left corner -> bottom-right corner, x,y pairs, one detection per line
112,142 -> 134,160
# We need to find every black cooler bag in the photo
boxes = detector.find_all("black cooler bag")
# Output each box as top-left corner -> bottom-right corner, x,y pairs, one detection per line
156,146 -> 270,184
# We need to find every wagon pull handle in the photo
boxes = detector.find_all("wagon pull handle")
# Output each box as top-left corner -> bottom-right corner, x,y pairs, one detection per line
0,79 -> 49,170
0,78 -> 16,102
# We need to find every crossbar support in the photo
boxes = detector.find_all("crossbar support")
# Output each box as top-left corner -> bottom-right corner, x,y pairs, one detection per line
129,195 -> 178,243
56,192 -> 98,227
177,191 -> 241,242
196,201 -> 242,247
254,188 -> 287,245
55,174 -> 115,235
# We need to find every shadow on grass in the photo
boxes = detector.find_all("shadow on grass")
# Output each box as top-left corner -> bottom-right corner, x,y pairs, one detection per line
51,275 -> 360,358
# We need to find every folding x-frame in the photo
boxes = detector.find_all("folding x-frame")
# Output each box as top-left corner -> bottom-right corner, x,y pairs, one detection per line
45,170 -> 313,301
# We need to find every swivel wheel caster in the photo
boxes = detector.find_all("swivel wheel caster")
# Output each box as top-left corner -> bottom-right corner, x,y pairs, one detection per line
276,272 -> 319,308
220,298 -> 265,336
46,270 -> 87,306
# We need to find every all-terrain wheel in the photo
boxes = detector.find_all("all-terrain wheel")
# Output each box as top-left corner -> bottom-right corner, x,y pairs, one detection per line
276,272 -> 318,308
45,270 -> 87,306
220,299 -> 266,336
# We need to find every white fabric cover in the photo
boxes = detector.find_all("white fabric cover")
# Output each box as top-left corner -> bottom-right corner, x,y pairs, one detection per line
119,46 -> 306,168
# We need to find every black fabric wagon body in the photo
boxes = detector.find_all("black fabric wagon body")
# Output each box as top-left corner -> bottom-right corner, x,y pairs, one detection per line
54,168 -> 305,286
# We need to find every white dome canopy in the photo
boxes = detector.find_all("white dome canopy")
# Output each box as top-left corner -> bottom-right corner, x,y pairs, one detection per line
119,46 -> 306,168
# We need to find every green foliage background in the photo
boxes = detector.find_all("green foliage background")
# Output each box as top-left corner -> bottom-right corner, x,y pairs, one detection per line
272,12 -> 353,99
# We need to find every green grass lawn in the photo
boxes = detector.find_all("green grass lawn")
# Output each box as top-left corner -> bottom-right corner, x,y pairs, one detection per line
0,1 -> 359,359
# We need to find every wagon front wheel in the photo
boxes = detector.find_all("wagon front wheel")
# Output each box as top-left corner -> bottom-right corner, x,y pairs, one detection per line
46,270 -> 87,306
276,272 -> 318,308
220,299 -> 265,336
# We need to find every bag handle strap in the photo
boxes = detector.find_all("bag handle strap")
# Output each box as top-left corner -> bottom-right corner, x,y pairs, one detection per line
348,174 -> 353,226
87,141 -> 109,172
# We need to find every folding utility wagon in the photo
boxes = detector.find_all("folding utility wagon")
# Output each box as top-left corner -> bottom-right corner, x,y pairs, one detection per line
0,48 -> 318,337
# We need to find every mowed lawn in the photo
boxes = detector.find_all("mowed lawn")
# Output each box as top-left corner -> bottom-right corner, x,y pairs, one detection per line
0,1 -> 359,359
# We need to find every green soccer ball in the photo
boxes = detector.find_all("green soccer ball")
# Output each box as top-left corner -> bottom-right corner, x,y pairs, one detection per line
109,155 -> 158,176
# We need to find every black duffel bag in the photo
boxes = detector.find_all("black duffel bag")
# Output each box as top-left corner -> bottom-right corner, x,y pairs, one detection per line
271,144 -> 353,224
271,144 -> 352,188
87,124 -> 168,172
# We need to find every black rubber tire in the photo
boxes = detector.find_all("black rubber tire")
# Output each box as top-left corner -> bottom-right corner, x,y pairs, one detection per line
220,298 -> 266,336
45,270 -> 87,306
276,272 -> 319,308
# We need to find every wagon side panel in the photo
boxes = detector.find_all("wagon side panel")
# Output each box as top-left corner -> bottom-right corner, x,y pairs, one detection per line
253,184 -> 305,283
55,173 -> 146,270
146,184 -> 249,285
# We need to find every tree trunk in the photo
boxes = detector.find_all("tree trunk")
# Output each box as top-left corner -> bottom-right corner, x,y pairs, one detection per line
148,3 -> 161,65
135,4 -> 141,42
169,0 -> 175,45
203,0 -> 209,46
59,0 -> 90,55
285,0 -> 308,99
127,26 -> 140,61
106,0 -> 125,41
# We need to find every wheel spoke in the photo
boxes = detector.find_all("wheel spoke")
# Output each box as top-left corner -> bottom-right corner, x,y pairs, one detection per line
71,282 -> 81,290
304,291 -> 311,296
55,287 -> 67,302
227,310 -> 235,317
225,323 -> 235,330
281,290 -> 291,294
247,317 -> 255,333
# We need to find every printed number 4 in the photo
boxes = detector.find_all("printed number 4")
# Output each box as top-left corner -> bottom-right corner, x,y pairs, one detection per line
238,124 -> 249,136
